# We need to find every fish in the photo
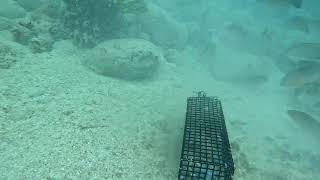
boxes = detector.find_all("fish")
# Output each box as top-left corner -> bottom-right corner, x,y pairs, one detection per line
285,43 -> 320,62
293,82 -> 320,97
287,110 -> 320,138
280,63 -> 320,87
257,0 -> 303,8
286,16 -> 320,34
290,0 -> 303,8
272,54 -> 298,73
286,16 -> 309,33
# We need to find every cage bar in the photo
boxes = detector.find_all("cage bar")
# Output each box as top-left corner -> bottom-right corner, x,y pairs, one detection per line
178,93 -> 234,180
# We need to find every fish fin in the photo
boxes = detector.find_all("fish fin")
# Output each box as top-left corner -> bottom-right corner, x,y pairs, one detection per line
290,0 -> 303,8
296,60 -> 318,68
287,109 -> 319,124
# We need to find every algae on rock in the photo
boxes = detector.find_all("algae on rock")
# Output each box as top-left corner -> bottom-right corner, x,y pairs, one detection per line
5,2 -> 64,53
61,0 -> 147,47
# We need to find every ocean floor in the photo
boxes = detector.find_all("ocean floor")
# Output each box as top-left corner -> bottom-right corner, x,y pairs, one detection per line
1,39 -> 319,179
1,0 -> 320,179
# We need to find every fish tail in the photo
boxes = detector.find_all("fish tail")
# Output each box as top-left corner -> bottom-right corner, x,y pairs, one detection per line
290,0 -> 303,8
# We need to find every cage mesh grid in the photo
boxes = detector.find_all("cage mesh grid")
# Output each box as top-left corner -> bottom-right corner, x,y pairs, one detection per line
178,95 -> 234,180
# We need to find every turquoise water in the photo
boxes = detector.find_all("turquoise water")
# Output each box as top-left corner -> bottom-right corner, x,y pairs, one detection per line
1,0 -> 320,179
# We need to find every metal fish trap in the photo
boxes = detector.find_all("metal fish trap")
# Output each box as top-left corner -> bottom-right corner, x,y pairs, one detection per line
178,92 -> 234,180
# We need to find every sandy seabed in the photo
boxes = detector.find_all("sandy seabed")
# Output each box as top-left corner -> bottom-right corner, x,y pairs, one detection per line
0,39 -> 319,180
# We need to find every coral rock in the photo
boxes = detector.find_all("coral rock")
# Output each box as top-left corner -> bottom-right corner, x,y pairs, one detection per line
82,39 -> 162,80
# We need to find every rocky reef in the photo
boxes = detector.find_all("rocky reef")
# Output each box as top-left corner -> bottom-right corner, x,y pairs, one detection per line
60,0 -> 147,47
0,1 -> 62,53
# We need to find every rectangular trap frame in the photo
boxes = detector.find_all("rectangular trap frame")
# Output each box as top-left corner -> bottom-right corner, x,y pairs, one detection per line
178,92 -> 234,180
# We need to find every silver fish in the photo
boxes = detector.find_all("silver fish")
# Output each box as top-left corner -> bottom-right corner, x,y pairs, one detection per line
286,16 -> 309,33
290,0 -> 303,8
287,110 -> 320,138
286,16 -> 320,34
280,63 -> 320,87
272,54 -> 298,73
286,43 -> 320,62
257,0 -> 303,8
294,82 -> 320,96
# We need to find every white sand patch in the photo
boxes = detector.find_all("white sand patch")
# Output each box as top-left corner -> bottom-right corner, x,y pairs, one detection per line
1,38 -> 319,179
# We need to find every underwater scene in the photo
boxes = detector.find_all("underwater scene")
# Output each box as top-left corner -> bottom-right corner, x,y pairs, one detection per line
1,0 -> 320,179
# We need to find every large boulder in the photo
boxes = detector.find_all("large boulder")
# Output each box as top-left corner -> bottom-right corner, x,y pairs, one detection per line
0,0 -> 26,19
82,39 -> 163,80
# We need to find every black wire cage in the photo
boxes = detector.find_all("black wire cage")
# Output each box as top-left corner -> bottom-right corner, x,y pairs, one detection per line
178,92 -> 235,180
